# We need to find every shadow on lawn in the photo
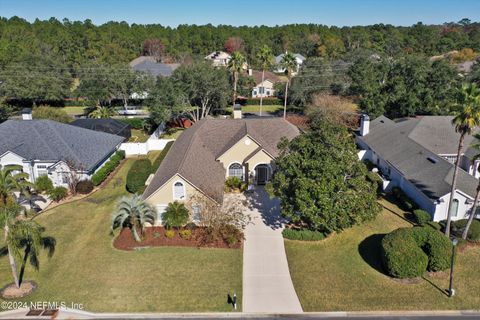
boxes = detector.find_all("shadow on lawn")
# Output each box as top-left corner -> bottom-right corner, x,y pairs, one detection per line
358,233 -> 388,275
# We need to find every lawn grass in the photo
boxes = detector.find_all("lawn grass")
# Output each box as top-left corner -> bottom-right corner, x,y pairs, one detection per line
129,129 -> 150,142
63,106 -> 87,116
0,158 -> 242,312
285,198 -> 480,311
160,128 -> 184,139
240,105 -> 282,113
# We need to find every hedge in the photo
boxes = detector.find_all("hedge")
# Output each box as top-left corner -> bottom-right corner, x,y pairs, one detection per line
413,209 -> 431,225
152,141 -> 174,171
126,159 -> 152,194
381,227 -> 452,278
244,98 -> 283,106
282,228 -> 326,241
451,219 -> 480,242
91,150 -> 125,186
76,180 -> 94,194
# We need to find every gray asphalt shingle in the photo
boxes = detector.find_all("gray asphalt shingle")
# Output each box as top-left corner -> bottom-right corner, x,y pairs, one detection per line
0,120 -> 124,172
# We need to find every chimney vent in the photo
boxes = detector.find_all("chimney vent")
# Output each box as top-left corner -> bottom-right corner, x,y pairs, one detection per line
22,108 -> 32,121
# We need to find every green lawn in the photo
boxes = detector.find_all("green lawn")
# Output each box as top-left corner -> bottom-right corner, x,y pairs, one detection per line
129,129 -> 150,142
240,105 -> 282,113
0,157 -> 242,312
63,106 -> 87,116
160,128 -> 184,139
285,198 -> 480,311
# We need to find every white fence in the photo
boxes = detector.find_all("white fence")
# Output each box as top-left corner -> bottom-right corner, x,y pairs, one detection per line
120,123 -> 174,156
120,138 -> 174,156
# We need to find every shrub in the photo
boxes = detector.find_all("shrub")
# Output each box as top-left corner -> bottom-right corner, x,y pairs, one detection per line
126,159 -> 152,194
391,187 -> 417,212
413,209 -> 431,225
165,229 -> 175,239
32,105 -> 72,123
426,221 -> 442,231
451,219 -> 480,242
225,176 -> 246,192
163,201 -> 189,228
76,180 -> 94,194
152,141 -> 174,171
179,229 -> 192,240
381,228 -> 428,278
218,224 -> 243,246
49,186 -> 68,202
381,227 -> 452,278
282,228 -> 326,241
92,151 -> 125,186
184,222 -> 198,230
34,175 -> 53,193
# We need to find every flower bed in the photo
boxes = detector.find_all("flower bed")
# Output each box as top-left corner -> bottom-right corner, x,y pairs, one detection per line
113,227 -> 243,251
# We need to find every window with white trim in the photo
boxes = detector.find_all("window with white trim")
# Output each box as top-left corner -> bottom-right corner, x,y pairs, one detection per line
173,182 -> 186,200
228,163 -> 243,179
259,87 -> 265,94
192,204 -> 202,223
37,165 -> 48,177
452,199 -> 459,217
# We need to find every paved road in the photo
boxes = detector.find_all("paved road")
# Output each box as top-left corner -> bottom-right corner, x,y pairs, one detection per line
242,187 -> 303,313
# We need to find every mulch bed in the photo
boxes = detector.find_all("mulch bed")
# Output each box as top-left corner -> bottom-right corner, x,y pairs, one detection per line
113,227 -> 242,251
0,281 -> 37,299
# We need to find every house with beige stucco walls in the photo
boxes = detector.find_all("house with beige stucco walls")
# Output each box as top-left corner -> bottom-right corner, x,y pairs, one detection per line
142,117 -> 299,224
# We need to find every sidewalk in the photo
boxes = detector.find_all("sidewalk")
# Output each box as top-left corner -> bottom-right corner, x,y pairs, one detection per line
242,187 -> 302,313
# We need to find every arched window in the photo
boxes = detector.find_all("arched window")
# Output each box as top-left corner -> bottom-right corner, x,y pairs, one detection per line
173,181 -> 185,200
228,163 -> 243,179
452,199 -> 459,217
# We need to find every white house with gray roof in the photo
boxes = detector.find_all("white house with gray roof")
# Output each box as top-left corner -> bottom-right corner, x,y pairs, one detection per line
0,116 -> 124,188
357,115 -> 480,222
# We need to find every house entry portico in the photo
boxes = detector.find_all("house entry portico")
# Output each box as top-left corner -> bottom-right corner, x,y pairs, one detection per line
254,164 -> 270,185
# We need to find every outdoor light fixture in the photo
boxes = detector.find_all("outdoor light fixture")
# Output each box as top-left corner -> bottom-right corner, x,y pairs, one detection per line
448,237 -> 459,297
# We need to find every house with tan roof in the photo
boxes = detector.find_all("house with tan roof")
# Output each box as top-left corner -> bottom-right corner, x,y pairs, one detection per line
142,117 -> 299,223
250,70 -> 282,98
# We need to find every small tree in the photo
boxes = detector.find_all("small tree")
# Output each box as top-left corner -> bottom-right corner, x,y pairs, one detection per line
163,201 -> 189,229
111,195 -> 156,242
32,106 -> 72,123
0,165 -> 32,206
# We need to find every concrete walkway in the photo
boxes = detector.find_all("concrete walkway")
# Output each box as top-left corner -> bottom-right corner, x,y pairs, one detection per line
242,187 -> 303,313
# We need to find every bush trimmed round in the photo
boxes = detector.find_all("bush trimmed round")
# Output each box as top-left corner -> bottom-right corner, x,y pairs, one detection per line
381,228 -> 428,278
76,180 -> 94,194
413,209 -> 431,225
381,227 -> 452,278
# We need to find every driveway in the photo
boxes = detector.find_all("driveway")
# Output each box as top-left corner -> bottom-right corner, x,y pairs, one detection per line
242,187 -> 303,313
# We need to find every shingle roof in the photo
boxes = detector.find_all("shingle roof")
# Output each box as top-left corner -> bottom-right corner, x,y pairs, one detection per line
275,53 -> 306,64
250,70 -> 281,85
0,120 -> 124,172
143,118 -> 299,203
358,116 -> 479,199
131,60 -> 180,77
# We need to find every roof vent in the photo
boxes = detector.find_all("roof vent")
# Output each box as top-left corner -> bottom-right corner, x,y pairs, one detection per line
427,156 -> 438,164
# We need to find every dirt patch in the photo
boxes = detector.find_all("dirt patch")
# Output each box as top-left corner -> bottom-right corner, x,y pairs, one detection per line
0,281 -> 37,299
113,227 -> 242,251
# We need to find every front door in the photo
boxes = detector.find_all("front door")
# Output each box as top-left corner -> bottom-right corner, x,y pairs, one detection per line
256,166 -> 268,185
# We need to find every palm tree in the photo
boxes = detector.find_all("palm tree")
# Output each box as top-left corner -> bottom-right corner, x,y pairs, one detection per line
280,52 -> 298,119
89,106 -> 115,119
227,51 -> 246,108
163,201 -> 189,229
0,165 -> 31,206
111,195 -> 156,242
256,45 -> 274,116
0,204 -> 54,288
446,83 -> 480,237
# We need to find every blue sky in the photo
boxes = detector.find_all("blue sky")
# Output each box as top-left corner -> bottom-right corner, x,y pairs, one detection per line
1,0 -> 479,27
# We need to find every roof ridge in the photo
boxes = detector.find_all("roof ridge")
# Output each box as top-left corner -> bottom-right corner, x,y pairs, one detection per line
30,121 -> 58,161
177,119 -> 208,174
47,120 -> 85,167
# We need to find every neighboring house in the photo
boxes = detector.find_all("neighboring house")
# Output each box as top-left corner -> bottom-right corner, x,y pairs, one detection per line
274,52 -> 306,74
0,115 -> 124,188
142,117 -> 299,224
70,118 -> 132,141
250,70 -> 281,98
130,56 -> 180,77
356,115 -> 480,222
205,51 -> 231,67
